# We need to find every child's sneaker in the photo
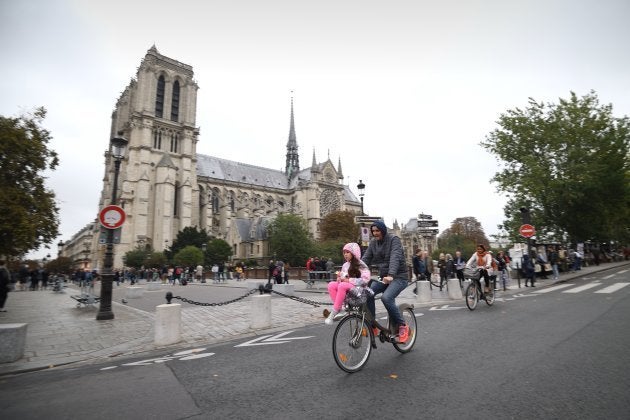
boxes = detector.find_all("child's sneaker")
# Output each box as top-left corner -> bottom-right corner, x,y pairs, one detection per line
324,310 -> 338,325
397,324 -> 409,343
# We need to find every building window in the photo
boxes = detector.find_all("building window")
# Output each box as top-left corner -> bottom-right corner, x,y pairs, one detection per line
171,80 -> 180,122
155,75 -> 165,118
153,129 -> 162,149
174,182 -> 180,217
211,189 -> 219,213
170,132 -> 179,153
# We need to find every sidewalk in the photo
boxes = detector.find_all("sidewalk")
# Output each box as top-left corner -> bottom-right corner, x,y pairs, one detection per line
1,260 -> 628,376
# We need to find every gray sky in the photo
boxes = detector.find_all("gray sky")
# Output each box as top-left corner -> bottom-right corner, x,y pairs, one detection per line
2,0 -> 629,259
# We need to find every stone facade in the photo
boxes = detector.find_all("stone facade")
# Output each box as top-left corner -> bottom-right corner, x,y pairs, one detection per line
68,46 -> 361,269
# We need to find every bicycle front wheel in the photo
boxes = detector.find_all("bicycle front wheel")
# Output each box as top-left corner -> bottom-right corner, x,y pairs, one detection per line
332,314 -> 372,373
465,282 -> 478,310
393,307 -> 417,353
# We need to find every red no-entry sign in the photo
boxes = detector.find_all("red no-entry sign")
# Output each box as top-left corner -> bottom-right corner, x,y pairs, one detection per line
99,205 -> 126,229
519,224 -> 536,238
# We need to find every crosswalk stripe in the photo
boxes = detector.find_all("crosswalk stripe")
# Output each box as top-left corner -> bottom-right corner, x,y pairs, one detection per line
563,283 -> 601,293
594,283 -> 630,294
531,284 -> 574,294
602,274 -> 615,279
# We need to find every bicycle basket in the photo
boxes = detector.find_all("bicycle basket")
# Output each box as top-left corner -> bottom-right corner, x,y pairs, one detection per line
344,286 -> 369,307
463,267 -> 480,281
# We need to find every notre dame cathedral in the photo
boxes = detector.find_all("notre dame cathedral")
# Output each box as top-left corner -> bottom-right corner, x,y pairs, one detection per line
63,46 -> 362,269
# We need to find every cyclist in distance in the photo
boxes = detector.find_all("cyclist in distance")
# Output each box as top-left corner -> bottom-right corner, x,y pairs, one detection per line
362,220 -> 410,343
465,244 -> 494,293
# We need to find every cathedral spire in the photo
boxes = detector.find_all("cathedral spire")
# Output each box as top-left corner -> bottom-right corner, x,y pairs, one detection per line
285,92 -> 300,178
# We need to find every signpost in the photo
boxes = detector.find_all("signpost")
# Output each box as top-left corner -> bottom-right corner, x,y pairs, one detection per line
418,220 -> 438,228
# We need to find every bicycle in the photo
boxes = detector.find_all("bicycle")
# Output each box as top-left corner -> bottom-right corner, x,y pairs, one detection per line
331,283 -> 418,373
464,268 -> 495,310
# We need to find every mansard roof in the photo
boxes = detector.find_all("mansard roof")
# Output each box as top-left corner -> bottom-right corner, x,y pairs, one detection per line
234,217 -> 271,241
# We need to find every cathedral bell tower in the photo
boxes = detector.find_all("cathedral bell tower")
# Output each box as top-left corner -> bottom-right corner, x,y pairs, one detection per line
102,46 -> 199,264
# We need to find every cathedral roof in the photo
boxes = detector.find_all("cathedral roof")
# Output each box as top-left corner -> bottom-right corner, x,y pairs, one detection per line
196,153 -> 360,204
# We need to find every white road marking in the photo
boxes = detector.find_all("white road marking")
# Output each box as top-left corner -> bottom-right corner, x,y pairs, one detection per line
235,331 -> 315,347
563,283 -> 601,293
594,283 -> 630,294
530,284 -> 574,294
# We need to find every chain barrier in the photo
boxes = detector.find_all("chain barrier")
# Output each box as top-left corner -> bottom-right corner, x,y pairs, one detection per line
165,288 -> 258,306
165,283 -> 333,308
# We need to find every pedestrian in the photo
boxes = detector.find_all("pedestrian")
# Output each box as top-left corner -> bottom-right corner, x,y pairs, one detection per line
522,254 -> 535,287
325,257 -> 334,281
437,253 -> 447,290
234,264 -> 243,281
536,249 -> 549,279
0,259 -> 11,312
267,260 -> 275,284
362,221 -> 410,343
454,250 -> 466,289
412,249 -> 426,281
283,262 -> 290,284
196,264 -> 203,282
325,242 -> 371,325
496,251 -> 510,291
211,264 -> 219,283
548,246 -> 559,280
423,250 -> 434,283
445,253 -> 455,279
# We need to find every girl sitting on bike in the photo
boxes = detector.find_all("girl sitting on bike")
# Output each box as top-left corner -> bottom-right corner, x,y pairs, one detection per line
325,242 -> 372,325
466,244 -> 494,293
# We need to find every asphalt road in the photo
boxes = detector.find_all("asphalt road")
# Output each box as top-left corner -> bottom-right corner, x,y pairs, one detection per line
1,268 -> 629,419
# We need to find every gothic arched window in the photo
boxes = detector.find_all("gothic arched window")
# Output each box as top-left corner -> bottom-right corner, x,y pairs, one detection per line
211,188 -> 220,213
155,75 -> 165,118
170,132 -> 179,153
171,80 -> 180,122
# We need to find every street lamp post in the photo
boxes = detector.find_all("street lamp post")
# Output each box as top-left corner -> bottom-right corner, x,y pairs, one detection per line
97,134 -> 128,321
57,240 -> 65,258
357,180 -> 365,215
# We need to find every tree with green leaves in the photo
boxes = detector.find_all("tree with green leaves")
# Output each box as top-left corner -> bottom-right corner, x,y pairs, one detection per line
320,210 -> 359,243
204,239 -> 232,266
438,217 -> 489,257
0,107 -> 60,258
267,213 -> 314,267
481,91 -> 630,245
165,227 -> 211,260
173,245 -> 204,268
123,247 -> 151,269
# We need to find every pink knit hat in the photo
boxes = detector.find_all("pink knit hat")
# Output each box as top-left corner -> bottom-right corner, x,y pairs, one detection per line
343,242 -> 361,261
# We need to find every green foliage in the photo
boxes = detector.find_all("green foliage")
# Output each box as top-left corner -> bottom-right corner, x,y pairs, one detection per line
313,240 -> 346,265
166,226 -> 211,260
204,239 -> 232,265
123,248 -> 151,269
44,256 -> 74,274
320,210 -> 359,243
146,252 -> 167,269
173,245 -> 203,267
481,91 -> 630,244
267,214 -> 314,266
438,217 -> 489,257
0,107 -> 60,257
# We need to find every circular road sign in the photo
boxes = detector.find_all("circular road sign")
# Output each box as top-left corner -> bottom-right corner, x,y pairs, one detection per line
519,224 -> 536,238
99,205 -> 126,229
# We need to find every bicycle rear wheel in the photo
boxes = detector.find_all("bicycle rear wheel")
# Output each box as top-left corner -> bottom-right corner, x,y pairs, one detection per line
465,282 -> 479,310
332,314 -> 372,373
393,307 -> 417,353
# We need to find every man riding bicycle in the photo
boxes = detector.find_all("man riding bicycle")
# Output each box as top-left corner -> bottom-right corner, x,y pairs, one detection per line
362,220 -> 409,343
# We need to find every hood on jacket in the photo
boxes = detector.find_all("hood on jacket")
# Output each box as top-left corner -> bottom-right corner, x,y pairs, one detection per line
371,220 -> 388,237
343,242 -> 362,261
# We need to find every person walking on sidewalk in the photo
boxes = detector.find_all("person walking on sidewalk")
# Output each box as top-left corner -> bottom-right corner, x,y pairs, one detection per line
0,260 -> 11,312
523,254 -> 536,287
324,242 -> 371,325
548,246 -> 560,280
362,220 -> 410,343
